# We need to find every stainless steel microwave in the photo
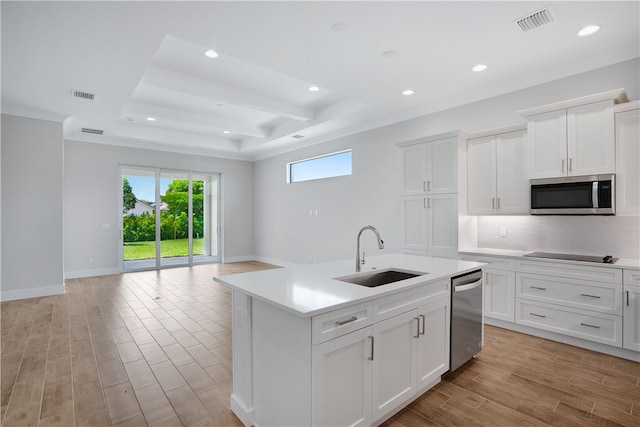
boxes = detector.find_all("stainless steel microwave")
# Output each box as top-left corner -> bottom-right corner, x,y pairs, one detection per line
530,174 -> 615,215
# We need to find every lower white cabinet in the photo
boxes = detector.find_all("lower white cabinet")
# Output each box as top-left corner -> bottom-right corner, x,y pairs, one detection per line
623,284 -> 640,351
312,327 -> 372,427
312,296 -> 450,426
484,269 -> 515,322
623,269 -> 640,351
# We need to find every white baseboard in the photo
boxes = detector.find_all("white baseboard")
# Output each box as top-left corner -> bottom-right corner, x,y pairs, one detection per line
64,267 -> 121,279
230,394 -> 254,427
222,255 -> 256,263
0,283 -> 65,302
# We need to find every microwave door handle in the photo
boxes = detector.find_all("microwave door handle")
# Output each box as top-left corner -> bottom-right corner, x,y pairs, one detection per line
592,182 -> 599,208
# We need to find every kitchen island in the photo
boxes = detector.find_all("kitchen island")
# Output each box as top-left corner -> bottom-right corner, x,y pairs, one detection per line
215,254 -> 484,427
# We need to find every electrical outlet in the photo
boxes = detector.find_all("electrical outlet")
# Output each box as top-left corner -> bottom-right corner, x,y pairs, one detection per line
500,227 -> 507,237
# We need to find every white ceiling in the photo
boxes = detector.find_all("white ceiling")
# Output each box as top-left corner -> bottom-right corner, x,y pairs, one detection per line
2,1 -> 639,160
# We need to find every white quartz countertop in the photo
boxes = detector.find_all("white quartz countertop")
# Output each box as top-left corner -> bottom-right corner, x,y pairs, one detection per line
459,247 -> 640,269
214,254 -> 485,317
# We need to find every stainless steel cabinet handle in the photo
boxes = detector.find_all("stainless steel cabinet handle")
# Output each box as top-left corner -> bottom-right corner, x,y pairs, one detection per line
427,198 -> 431,209
419,314 -> 425,336
626,290 -> 630,306
368,335 -> 374,361
492,198 -> 495,209
414,317 -> 420,338
580,294 -> 601,299
427,180 -> 432,191
531,286 -> 547,291
530,312 -> 546,318
423,181 -> 426,192
497,198 -> 501,210
569,158 -> 573,173
580,323 -> 600,329
454,279 -> 483,292
335,316 -> 357,326
562,159 -> 565,173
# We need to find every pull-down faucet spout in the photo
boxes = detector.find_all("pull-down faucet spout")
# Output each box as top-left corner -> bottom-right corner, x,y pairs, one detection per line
356,226 -> 384,272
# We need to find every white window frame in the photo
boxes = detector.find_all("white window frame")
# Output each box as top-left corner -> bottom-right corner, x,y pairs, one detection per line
286,149 -> 352,183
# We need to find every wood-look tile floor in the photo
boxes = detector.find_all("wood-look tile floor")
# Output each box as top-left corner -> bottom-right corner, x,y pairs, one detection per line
1,261 -> 638,427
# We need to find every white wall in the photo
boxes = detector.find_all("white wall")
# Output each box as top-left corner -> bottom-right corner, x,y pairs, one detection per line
1,114 -> 64,300
64,140 -> 254,277
254,58 -> 640,265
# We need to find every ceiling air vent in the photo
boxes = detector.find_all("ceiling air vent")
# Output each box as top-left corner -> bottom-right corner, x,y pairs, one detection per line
81,128 -> 103,135
292,134 -> 305,139
515,6 -> 556,32
71,89 -> 96,100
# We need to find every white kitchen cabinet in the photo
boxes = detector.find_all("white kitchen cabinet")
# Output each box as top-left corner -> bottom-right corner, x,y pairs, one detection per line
623,269 -> 640,351
484,268 -> 516,322
312,326 -> 372,427
416,297 -> 450,389
401,135 -> 458,195
467,128 -> 528,215
401,193 -> 457,257
615,103 -> 640,216
371,310 -> 417,421
525,100 -> 615,179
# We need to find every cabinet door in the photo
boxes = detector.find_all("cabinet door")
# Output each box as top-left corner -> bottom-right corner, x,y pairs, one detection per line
467,136 -> 496,214
427,138 -> 457,194
484,269 -> 515,322
528,109 -> 567,178
401,196 -> 427,251
371,310 -> 417,422
567,100 -> 615,176
416,297 -> 450,390
496,130 -> 529,214
623,285 -> 640,351
402,144 -> 427,195
312,326 -> 372,427
427,194 -> 458,257
615,108 -> 640,216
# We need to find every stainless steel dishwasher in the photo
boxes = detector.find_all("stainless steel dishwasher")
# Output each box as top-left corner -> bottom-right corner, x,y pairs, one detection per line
450,269 -> 483,372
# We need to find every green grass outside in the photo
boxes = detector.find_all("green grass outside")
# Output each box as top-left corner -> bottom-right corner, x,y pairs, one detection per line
124,238 -> 204,260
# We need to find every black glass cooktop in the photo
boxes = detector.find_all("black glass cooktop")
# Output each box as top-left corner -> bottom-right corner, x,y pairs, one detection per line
524,252 -> 618,264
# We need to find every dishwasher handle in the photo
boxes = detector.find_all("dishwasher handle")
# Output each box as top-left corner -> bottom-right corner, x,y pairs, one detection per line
454,278 -> 482,292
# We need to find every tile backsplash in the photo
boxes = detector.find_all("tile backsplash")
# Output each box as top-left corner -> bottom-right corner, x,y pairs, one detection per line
477,216 -> 640,260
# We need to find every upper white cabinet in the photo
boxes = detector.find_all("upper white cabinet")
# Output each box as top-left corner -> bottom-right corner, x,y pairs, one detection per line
467,127 -> 529,215
401,193 -> 458,257
401,133 -> 458,195
615,102 -> 640,216
520,89 -> 627,179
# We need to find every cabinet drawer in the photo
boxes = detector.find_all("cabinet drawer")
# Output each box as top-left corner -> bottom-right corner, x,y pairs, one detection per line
516,273 -> 622,315
460,255 -> 515,271
515,260 -> 622,284
373,279 -> 449,323
312,301 -> 373,345
624,269 -> 640,286
516,299 -> 622,347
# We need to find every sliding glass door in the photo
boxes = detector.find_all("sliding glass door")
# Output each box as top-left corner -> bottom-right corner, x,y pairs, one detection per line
121,166 -> 220,272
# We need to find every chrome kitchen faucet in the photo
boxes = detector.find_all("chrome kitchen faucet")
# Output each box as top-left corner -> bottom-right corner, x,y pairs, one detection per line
355,225 -> 384,272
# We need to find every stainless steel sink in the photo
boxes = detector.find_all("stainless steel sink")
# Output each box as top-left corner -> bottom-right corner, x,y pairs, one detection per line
335,268 -> 427,288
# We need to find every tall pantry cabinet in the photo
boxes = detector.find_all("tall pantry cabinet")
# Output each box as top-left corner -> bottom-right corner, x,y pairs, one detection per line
398,131 -> 466,258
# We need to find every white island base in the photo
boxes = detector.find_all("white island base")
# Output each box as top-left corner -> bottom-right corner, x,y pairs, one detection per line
216,254 -> 484,427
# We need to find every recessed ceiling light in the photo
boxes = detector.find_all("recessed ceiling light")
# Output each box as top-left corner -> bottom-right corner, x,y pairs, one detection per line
223,130 -> 231,134
472,64 -> 488,72
381,50 -> 397,59
146,117 -> 156,122
204,49 -> 219,58
402,89 -> 415,96
309,86 -> 320,92
578,25 -> 600,37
